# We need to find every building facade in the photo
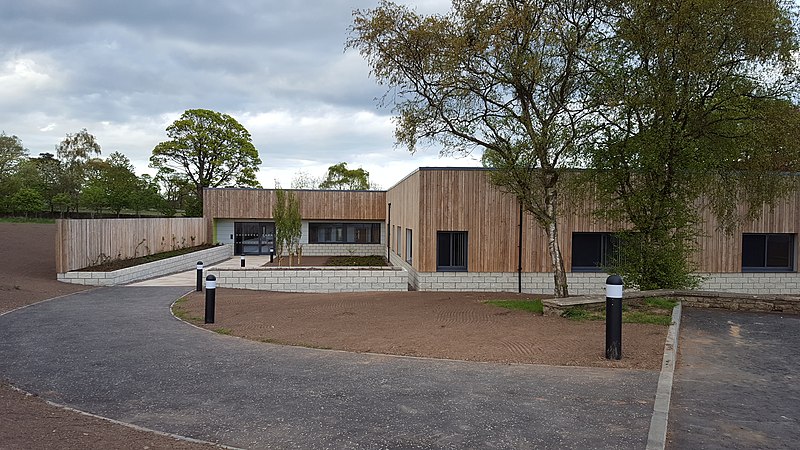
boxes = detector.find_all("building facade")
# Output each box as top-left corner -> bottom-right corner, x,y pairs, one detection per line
203,167 -> 799,295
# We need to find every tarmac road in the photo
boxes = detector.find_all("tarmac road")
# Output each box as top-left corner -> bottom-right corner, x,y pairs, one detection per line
668,308 -> 800,449
0,286 -> 658,449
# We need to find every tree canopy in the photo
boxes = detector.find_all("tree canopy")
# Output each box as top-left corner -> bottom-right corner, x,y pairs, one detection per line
319,162 -> 373,190
349,0 -> 605,296
350,0 -> 800,293
589,0 -> 800,289
150,109 -> 262,213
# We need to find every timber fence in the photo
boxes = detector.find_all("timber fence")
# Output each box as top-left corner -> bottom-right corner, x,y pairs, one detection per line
55,218 -> 207,273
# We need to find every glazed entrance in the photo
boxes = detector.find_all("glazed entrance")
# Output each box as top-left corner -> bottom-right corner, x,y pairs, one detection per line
234,222 -> 275,255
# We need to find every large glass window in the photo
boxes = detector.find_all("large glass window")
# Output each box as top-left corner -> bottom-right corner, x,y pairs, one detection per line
437,231 -> 468,271
405,228 -> 413,264
742,234 -> 795,272
308,223 -> 381,244
571,232 -> 617,272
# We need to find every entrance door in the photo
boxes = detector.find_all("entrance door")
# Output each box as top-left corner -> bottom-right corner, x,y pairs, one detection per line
234,222 -> 275,255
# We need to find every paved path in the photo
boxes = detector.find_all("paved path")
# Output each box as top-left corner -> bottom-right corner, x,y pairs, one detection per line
668,308 -> 800,449
0,287 -> 658,449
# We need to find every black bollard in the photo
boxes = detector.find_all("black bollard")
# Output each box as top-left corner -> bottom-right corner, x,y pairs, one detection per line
269,248 -> 274,263
205,274 -> 216,324
240,255 -> 245,268
196,261 -> 203,292
605,275 -> 623,360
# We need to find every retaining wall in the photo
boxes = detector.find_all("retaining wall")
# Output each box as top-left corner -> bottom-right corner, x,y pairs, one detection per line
209,266 -> 407,293
390,252 -> 800,295
542,289 -> 800,316
57,244 -> 233,286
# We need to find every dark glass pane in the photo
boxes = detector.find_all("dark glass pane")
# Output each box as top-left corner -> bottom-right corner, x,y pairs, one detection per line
437,232 -> 451,267
766,234 -> 793,268
603,234 -> 619,266
308,224 -> 319,243
453,232 -> 467,268
742,235 -> 766,268
372,224 -> 381,243
572,233 -> 603,269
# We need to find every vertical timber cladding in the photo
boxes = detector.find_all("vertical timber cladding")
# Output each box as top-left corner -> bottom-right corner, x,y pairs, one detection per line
203,188 -> 388,243
413,168 -> 627,274
55,218 -> 207,272
385,170 -> 422,268
695,188 -> 800,273
417,169 -> 524,273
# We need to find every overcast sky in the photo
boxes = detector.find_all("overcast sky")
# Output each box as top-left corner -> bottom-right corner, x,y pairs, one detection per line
1,0 -> 482,189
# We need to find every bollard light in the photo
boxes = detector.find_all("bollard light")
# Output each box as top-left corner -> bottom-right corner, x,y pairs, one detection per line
196,261 -> 203,292
269,247 -> 274,264
240,255 -> 245,268
605,275 -> 623,360
205,274 -> 216,324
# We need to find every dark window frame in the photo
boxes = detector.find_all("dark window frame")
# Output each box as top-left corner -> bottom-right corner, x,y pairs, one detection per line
742,233 -> 795,272
571,232 -> 617,272
437,231 -> 468,272
308,222 -> 382,244
405,228 -> 413,264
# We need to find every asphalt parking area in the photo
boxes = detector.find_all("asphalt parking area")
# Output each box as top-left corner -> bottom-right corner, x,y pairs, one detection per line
668,308 -> 800,449
0,287 -> 659,449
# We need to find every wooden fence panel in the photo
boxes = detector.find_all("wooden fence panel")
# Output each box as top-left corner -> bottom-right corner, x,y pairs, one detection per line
55,218 -> 207,272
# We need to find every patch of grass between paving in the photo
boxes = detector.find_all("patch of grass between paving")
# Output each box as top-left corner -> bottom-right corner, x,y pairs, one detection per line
485,299 -> 544,314
213,327 -> 233,335
564,298 -> 676,325
172,296 -> 203,323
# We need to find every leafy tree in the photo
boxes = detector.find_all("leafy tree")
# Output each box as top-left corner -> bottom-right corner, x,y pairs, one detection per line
103,152 -> 139,216
290,170 -> 323,189
29,153 -> 65,214
318,162 -> 374,190
80,184 -> 107,218
9,188 -> 45,218
0,133 -> 28,183
156,172 -> 196,216
128,174 -> 163,217
56,129 -> 102,212
590,0 -> 800,289
273,187 -> 302,266
150,109 -> 262,212
0,134 -> 31,212
349,0 -> 604,296
51,193 -> 72,218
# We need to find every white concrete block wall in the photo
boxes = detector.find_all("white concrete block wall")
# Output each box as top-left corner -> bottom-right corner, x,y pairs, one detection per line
210,267 -> 407,293
389,252 -> 417,290
386,257 -> 799,295
58,244 -> 233,286
699,272 -> 800,295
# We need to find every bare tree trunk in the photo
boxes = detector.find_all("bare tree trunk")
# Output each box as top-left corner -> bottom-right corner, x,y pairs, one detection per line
545,187 -> 569,298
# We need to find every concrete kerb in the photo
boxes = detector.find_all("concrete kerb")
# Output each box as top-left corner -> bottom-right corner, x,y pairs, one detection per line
646,302 -> 683,450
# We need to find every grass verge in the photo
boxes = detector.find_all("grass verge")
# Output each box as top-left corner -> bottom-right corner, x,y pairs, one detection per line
172,296 -> 203,323
0,216 -> 55,224
563,298 -> 676,325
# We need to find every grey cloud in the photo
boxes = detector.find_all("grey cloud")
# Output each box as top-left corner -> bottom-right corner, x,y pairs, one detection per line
1,0 -> 466,186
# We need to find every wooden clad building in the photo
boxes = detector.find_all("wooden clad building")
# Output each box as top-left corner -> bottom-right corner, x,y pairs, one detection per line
203,167 -> 799,294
